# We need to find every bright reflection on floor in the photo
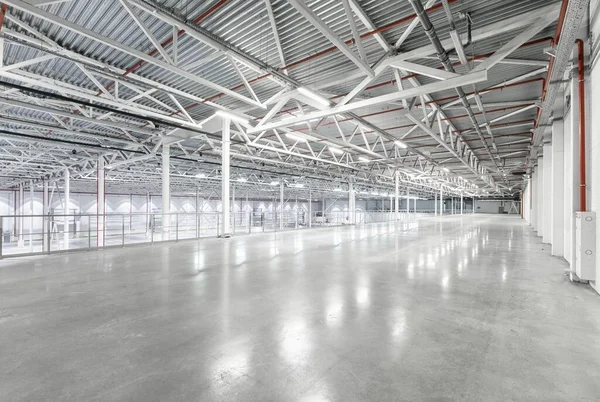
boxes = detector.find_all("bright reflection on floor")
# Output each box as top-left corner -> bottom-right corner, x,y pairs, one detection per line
325,302 -> 344,327
390,307 -> 407,339
407,263 -> 414,279
355,286 -> 369,307
280,317 -> 311,363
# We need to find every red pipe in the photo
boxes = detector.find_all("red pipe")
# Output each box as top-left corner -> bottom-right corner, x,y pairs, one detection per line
576,39 -> 587,211
534,0 -> 569,128
102,0 -> 230,93
0,4 -> 7,30
171,1 -> 462,108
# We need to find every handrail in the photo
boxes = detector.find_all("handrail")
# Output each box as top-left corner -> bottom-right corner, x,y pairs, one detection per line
0,209 -> 467,259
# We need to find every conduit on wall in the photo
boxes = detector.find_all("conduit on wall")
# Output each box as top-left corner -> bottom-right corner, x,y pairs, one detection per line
576,39 -> 587,212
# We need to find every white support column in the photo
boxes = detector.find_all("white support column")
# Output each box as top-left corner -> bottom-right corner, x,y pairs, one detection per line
537,155 -> 544,237
460,193 -> 464,215
232,184 -> 236,229
394,172 -> 399,220
18,184 -> 23,248
97,157 -> 105,247
434,193 -> 437,216
29,180 -> 33,252
162,144 -> 170,236
439,186 -> 443,216
543,144 -> 552,244
42,179 -> 48,252
551,109 -> 565,256
279,181 -> 284,230
308,190 -> 312,228
564,65 -> 580,264
531,168 -> 538,230
63,168 -> 69,250
473,198 -> 476,214
221,119 -> 231,236
406,189 -> 410,214
146,191 -> 150,235
349,179 -> 355,224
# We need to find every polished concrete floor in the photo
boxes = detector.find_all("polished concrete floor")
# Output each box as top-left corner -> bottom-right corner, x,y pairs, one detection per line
1,215 -> 599,401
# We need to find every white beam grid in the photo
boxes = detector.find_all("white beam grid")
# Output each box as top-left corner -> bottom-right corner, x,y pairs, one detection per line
0,0 -> 563,198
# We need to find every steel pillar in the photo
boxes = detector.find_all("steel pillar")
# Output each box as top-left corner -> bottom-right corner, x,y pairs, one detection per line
42,179 -> 48,252
394,172 -> 399,220
221,118 -> 231,236
439,186 -> 443,216
63,168 -> 69,250
349,179 -> 355,224
232,184 -> 236,231
18,183 -> 23,248
98,156 -> 105,247
308,190 -> 312,228
279,181 -> 284,230
543,144 -> 552,244
551,98 -> 565,256
162,144 -> 170,235
537,155 -> 544,236
29,180 -> 33,252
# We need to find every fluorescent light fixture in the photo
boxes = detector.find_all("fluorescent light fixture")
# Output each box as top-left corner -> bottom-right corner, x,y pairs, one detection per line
195,173 -> 206,178
458,176 -> 463,180
297,87 -> 330,107
286,133 -> 308,142
442,167 -> 450,172
358,156 -> 370,162
329,146 -> 344,155
290,183 -> 305,188
334,188 -> 343,192
394,140 -> 407,149
215,110 -> 249,124
237,178 -> 247,182
270,181 -> 280,186
371,192 -> 379,196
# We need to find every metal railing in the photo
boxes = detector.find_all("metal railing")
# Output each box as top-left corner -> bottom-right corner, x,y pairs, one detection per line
0,209 -> 444,258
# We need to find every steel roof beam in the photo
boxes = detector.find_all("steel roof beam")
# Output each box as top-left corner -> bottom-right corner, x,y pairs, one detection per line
248,71 -> 487,133
288,0 -> 374,78
3,0 -> 265,108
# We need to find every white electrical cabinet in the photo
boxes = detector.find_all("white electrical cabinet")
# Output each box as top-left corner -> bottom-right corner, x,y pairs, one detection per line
575,212 -> 596,281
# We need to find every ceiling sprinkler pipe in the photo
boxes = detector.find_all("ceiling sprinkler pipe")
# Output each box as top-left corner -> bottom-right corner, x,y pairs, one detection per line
407,0 -> 498,181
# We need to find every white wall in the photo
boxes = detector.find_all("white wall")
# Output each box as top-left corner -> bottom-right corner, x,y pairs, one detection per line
589,0 -> 600,285
525,7 -> 598,287
474,200 -> 519,214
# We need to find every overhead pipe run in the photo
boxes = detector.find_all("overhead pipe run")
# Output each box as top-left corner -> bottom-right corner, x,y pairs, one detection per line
576,39 -> 587,212
407,0 -> 499,174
